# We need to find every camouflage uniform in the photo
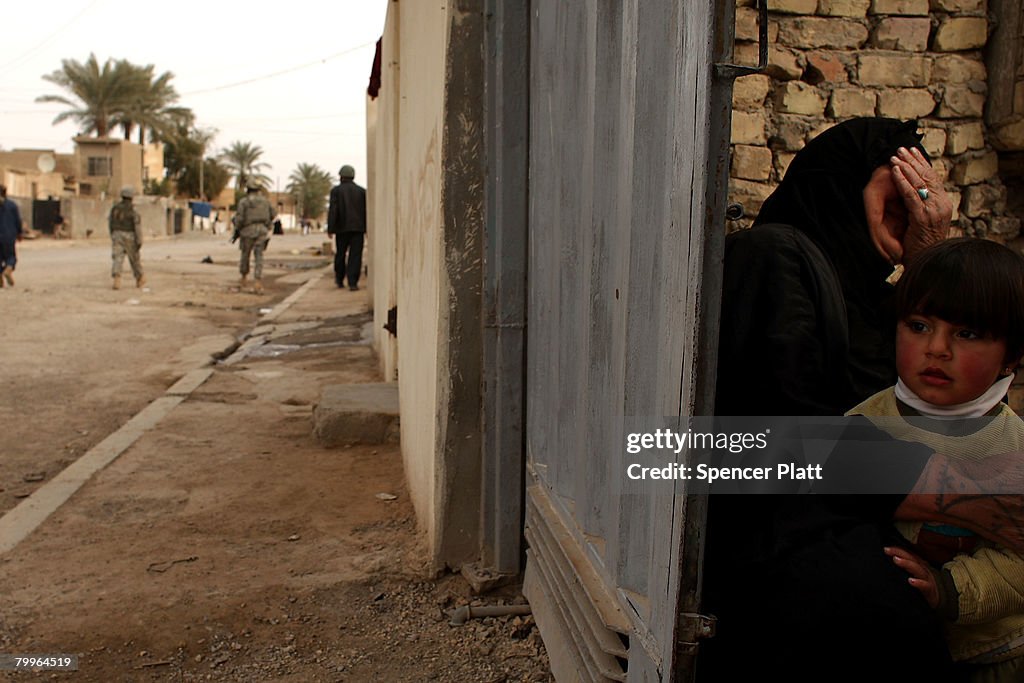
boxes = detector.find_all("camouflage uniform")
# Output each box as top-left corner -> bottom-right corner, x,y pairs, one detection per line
233,191 -> 275,282
109,197 -> 143,285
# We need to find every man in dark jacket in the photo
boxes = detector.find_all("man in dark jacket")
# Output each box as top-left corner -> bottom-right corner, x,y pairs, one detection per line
327,165 -> 367,291
0,185 -> 24,287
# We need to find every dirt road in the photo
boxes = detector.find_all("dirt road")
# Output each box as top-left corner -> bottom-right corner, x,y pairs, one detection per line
0,233 -> 550,681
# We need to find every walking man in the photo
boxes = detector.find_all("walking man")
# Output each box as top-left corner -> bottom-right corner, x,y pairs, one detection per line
327,164 -> 366,291
0,185 -> 23,287
109,186 -> 144,290
233,179 -> 275,294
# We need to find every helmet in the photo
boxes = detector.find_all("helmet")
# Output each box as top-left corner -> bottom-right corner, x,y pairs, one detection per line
339,165 -> 355,179
245,179 -> 262,191
120,186 -> 135,198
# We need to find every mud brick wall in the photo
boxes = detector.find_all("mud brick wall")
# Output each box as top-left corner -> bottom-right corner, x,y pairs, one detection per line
728,0 -> 1023,241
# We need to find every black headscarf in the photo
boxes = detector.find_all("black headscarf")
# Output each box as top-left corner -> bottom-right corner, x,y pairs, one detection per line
755,117 -> 928,302
717,118 -> 931,415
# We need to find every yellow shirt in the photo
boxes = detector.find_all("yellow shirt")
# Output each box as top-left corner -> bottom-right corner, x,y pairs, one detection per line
849,387 -> 1024,664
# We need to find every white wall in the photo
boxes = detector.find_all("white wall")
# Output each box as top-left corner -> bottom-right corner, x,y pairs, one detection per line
370,1 -> 447,560
368,0 -> 486,571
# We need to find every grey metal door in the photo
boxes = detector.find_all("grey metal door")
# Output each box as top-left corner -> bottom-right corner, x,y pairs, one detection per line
521,0 -> 737,679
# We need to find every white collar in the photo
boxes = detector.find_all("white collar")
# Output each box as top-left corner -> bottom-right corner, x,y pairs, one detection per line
894,375 -> 1014,419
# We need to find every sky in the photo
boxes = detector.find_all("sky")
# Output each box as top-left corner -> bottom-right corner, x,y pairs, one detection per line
1,0 -> 389,192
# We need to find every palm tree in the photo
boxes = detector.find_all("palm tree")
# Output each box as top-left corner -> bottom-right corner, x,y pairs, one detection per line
113,62 -> 192,144
219,141 -> 271,190
36,54 -> 141,137
286,163 -> 333,220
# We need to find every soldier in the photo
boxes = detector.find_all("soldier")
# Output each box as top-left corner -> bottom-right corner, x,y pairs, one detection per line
108,186 -> 144,290
232,179 -> 275,294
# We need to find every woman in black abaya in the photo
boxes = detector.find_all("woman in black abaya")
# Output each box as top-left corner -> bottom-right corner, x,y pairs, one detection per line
699,118 -> 960,681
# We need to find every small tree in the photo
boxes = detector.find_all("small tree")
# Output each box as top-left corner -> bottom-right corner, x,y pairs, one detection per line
144,177 -> 172,197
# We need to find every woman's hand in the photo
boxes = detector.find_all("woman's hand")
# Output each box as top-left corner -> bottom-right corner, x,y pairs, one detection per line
884,546 -> 939,608
890,146 -> 953,263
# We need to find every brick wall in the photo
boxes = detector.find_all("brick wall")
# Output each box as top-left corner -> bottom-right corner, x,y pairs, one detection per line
728,0 -> 1022,241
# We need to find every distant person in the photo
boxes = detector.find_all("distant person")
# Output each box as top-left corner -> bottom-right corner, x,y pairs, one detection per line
327,164 -> 366,291
273,217 -> 283,235
108,186 -> 144,290
0,185 -> 23,288
232,180 -> 275,295
53,212 -> 70,239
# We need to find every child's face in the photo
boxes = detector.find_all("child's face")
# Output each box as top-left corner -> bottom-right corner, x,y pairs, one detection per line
896,315 -> 1011,406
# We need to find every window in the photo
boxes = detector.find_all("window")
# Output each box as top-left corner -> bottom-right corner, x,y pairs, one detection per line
87,156 -> 112,177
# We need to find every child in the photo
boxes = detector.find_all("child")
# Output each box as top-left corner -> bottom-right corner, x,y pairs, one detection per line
848,237 -> 1024,682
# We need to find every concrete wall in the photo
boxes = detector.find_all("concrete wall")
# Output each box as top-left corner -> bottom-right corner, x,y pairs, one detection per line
369,0 -> 444,563
64,197 -> 111,239
369,0 -> 486,570
371,21 -> 400,385
436,0 -> 485,569
62,196 -> 188,239
726,0 -> 1022,240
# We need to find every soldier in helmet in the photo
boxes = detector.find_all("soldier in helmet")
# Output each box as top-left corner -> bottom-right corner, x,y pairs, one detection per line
108,186 -> 144,290
232,179 -> 275,294
327,164 -> 366,291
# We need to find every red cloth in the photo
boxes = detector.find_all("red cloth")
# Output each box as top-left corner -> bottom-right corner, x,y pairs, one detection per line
367,38 -> 382,99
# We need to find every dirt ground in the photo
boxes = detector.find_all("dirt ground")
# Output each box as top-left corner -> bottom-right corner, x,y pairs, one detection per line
0,233 -> 550,682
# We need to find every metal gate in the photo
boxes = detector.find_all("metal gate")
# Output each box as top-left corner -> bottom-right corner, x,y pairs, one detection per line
519,0 -> 739,679
32,199 -> 61,235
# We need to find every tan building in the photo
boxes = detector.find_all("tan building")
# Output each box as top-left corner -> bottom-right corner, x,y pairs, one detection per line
142,143 -> 164,187
0,148 -> 75,199
74,136 -> 146,198
268,191 -> 297,217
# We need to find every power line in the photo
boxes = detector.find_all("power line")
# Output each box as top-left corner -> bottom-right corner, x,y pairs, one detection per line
0,109 -> 66,115
218,129 -> 362,136
0,0 -> 103,71
182,41 -> 376,97
213,111 -> 363,124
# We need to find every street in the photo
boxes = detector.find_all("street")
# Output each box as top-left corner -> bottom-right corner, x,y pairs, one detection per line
1,232 -> 322,516
0,233 -> 550,682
